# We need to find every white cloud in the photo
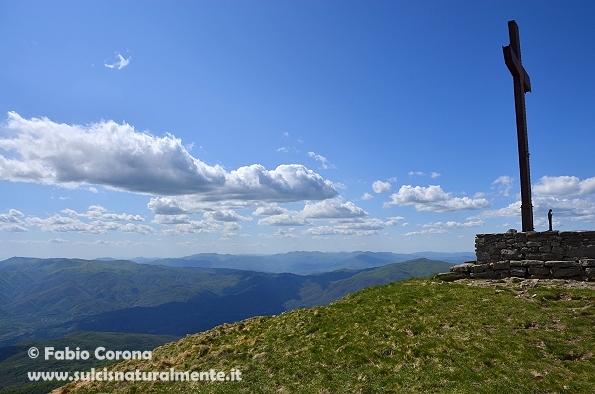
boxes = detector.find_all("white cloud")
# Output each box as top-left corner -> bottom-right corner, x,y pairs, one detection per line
492,175 -> 513,196
385,216 -> 405,226
25,214 -> 155,234
372,180 -> 391,194
259,228 -> 299,239
0,209 -> 27,232
15,206 -> 155,234
0,208 -> 24,222
258,213 -> 310,226
533,175 -> 595,197
467,201 -> 521,220
148,197 -> 259,215
152,214 -> 191,225
408,171 -> 441,179
402,229 -> 448,236
105,53 -> 131,70
277,146 -> 298,154
361,192 -> 374,200
422,220 -> 484,229
82,205 -> 145,221
1,113 -> 337,202
533,196 -> 595,223
252,204 -> 289,216
304,225 -> 378,236
204,210 -> 252,222
48,238 -> 69,243
468,195 -> 595,223
302,198 -> 367,219
161,220 -> 240,236
308,151 -> 336,169
385,185 -> 490,212
75,240 -> 134,246
303,217 -> 399,237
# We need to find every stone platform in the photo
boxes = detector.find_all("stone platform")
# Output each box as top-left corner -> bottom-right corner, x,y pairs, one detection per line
450,230 -> 595,280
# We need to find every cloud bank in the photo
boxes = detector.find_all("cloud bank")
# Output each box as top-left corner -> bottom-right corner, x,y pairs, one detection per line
533,175 -> 595,197
385,185 -> 489,212
0,113 -> 337,203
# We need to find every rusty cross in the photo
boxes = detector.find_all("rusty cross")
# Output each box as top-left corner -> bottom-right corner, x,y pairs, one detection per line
503,20 -> 534,232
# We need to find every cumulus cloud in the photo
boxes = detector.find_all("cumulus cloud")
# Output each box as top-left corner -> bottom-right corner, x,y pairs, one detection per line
422,220 -> 484,229
402,229 -> 448,236
430,172 -> 441,179
161,220 -> 240,236
26,214 -> 155,234
105,53 -> 131,70
259,228 -> 299,239
308,151 -> 336,169
253,198 -> 370,227
492,176 -> 513,196
302,198 -> 367,219
1,113 -> 337,202
533,197 -> 595,222
304,219 -> 383,236
8,206 -> 155,234
385,185 -> 490,212
75,240 -> 134,246
372,180 -> 391,194
468,194 -> 595,224
148,197 -> 260,215
252,204 -> 289,216
361,192 -> 374,200
385,216 -> 405,226
533,176 -> 595,197
0,209 -> 27,232
258,213 -> 310,226
66,205 -> 145,222
204,210 -> 252,222
152,214 -> 191,225
467,201 -> 521,220
304,217 -> 400,237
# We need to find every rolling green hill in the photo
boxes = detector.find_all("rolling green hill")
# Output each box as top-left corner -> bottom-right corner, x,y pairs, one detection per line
54,277 -> 595,394
0,257 -> 452,347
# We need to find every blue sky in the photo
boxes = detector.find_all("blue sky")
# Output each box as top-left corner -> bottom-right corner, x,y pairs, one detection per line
1,1 -> 594,260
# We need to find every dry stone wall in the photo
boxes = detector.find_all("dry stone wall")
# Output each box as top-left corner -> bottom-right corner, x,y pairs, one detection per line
450,230 -> 595,280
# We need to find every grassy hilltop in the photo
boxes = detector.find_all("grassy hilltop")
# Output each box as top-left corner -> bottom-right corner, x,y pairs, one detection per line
54,277 -> 595,393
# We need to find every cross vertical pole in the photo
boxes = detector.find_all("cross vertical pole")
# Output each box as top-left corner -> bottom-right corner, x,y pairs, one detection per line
503,20 -> 534,232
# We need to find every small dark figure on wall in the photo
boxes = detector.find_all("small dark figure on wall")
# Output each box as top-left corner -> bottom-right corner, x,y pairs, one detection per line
548,209 -> 553,231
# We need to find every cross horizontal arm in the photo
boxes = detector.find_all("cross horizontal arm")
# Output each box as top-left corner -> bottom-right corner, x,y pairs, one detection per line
503,46 -> 531,93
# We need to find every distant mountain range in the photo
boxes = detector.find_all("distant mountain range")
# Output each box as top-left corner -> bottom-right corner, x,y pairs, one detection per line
127,251 -> 473,274
0,254 -> 455,347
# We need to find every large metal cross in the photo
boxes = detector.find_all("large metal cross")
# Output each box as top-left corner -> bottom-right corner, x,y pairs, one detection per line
503,20 -> 534,232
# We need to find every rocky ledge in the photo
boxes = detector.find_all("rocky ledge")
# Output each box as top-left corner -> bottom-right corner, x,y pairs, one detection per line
450,259 -> 595,280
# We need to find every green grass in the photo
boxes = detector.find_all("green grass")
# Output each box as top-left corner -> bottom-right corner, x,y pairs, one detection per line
54,277 -> 595,393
